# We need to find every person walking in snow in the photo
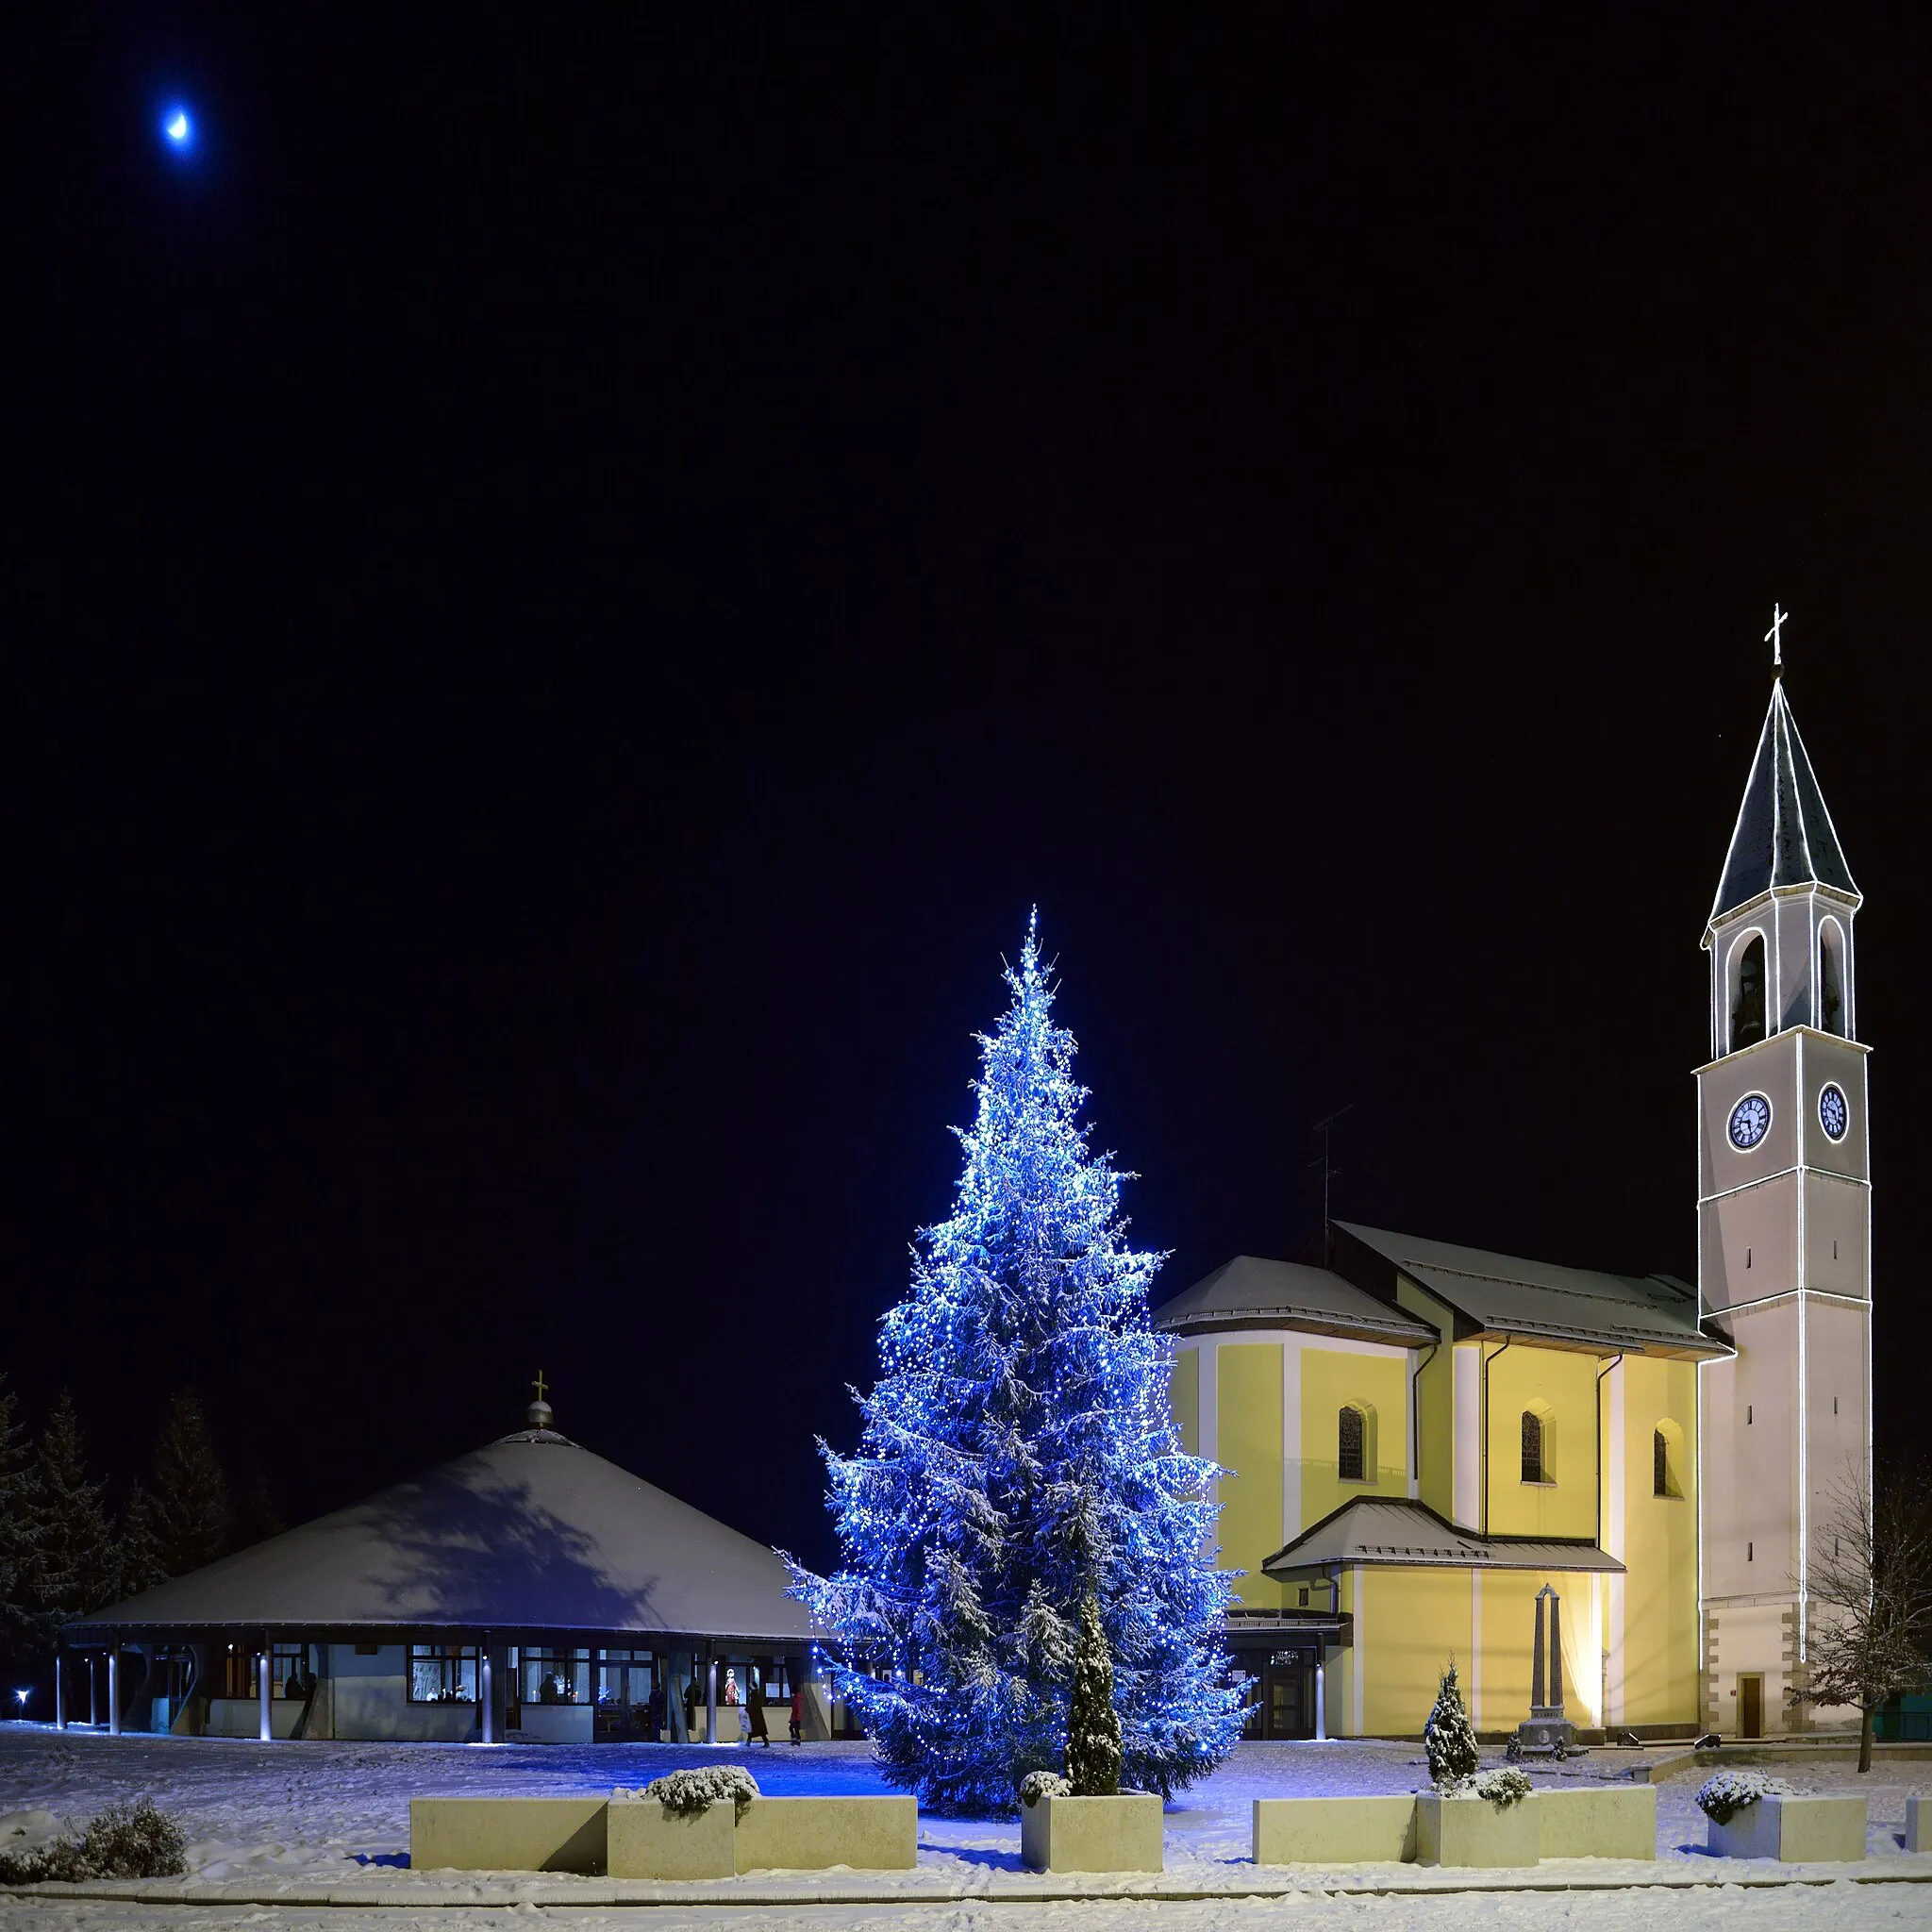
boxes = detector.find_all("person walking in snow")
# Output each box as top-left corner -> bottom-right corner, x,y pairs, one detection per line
745,1672 -> 772,1747
789,1684 -> 804,1745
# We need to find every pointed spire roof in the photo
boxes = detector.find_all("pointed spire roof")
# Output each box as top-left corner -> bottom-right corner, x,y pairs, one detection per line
1710,678 -> 1858,928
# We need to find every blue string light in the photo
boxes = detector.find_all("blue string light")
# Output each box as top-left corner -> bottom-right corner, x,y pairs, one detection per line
789,913 -> 1242,1813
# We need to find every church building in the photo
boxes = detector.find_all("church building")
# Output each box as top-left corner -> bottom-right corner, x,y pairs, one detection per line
1153,656 -> 1871,1743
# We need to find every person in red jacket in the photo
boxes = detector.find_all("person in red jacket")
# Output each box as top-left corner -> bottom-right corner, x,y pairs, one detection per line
789,1684 -> 805,1746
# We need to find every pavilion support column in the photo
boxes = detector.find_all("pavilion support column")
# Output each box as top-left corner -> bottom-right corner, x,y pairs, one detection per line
55,1650 -> 65,1730
707,1651 -> 718,1747
1314,1645 -> 1326,1742
480,1640 -> 494,1745
88,1656 -> 98,1726
258,1648 -> 271,1742
108,1650 -> 121,1736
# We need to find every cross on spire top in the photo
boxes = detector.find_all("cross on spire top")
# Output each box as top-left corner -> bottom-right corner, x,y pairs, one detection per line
532,1369 -> 548,1404
1766,602 -> 1790,675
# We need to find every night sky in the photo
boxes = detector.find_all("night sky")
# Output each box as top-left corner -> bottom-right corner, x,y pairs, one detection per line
8,13 -> 1932,1574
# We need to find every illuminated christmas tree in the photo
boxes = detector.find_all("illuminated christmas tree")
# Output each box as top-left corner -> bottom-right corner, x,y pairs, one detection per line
790,915 -> 1241,1813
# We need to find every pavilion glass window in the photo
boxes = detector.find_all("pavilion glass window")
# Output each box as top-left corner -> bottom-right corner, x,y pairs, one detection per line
408,1644 -> 479,1704
1521,1410 -> 1546,1485
272,1642 -> 314,1699
1337,1406 -> 1366,1483
520,1646 -> 591,1706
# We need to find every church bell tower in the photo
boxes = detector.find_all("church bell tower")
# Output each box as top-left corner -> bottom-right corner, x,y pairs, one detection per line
1696,628 -> 1871,1738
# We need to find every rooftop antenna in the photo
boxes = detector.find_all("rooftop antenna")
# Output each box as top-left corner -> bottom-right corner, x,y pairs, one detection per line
1766,602 -> 1789,680
1309,1103 -> 1356,1270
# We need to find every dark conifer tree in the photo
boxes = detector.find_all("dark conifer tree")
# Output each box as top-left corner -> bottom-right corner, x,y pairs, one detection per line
231,1474 -> 284,1551
150,1392 -> 229,1579
0,1376 -> 44,1654
34,1391 -> 116,1622
116,1485 -> 168,1598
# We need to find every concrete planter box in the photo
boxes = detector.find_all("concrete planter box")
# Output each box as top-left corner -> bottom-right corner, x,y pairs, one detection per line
1252,1796 -> 1416,1865
1536,1785 -> 1656,1860
1907,1794 -> 1926,1855
1414,1792 -> 1541,1869
410,1797 -> 607,1874
1707,1793 -> 1866,1861
1021,1793 -> 1163,1873
607,1796 -> 735,1880
734,1796 -> 918,1873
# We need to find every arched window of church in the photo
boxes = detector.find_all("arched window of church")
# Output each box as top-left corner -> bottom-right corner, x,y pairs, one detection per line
1654,1420 -> 1684,1498
1820,922 -> 1846,1037
1730,933 -> 1767,1052
1520,1410 -> 1545,1485
1338,1405 -> 1366,1483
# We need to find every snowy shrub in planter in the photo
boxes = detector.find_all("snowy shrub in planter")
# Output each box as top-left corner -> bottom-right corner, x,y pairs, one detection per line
1465,1768 -> 1534,1809
636,1766 -> 761,1821
1019,1773 -> 1072,1807
0,1801 -> 187,1884
1423,1663 -> 1480,1788
1696,1772 -> 1791,1826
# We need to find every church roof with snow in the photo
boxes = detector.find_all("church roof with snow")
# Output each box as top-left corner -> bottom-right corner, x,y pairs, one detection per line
1709,676 -> 1858,928
68,1414 -> 817,1644
1330,1222 -> 1724,1358
1150,1254 -> 1436,1346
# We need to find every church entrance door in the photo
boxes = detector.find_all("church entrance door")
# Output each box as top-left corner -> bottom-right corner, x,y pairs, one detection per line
1264,1651 -> 1315,1740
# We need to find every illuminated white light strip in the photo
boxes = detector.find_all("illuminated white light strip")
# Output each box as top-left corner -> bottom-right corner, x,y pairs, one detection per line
1796,1028 -> 1808,1665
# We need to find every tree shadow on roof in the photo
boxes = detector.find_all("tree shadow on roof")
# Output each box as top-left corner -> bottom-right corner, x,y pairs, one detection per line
354,1461 -> 663,1631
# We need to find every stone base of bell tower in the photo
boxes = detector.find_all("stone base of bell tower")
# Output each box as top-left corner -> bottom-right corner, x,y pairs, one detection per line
1703,1600 -> 1805,1740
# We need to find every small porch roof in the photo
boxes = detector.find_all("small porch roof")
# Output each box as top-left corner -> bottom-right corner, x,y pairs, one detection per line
1261,1496 -> 1624,1578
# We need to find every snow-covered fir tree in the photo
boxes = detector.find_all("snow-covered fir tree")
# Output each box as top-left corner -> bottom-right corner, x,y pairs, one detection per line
791,915 -> 1242,1813
1066,1592 -> 1123,1797
1424,1660 -> 1480,1786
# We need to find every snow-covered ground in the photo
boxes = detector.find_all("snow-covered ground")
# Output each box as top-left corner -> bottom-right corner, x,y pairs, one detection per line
1,1724 -> 1928,1928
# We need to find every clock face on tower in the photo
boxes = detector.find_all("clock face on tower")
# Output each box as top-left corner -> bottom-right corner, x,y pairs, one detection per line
1728,1092 -> 1772,1151
1819,1083 -> 1849,1141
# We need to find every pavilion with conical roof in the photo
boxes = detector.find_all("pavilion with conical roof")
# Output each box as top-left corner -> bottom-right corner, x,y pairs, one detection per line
58,1391 -> 824,1746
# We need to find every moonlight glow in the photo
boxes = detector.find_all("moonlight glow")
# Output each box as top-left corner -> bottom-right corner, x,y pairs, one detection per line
162,108 -> 192,148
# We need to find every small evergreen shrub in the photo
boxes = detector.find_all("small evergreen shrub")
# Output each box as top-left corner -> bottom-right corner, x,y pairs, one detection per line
1465,1767 -> 1534,1808
635,1766 -> 761,1821
1423,1662 -> 1480,1787
1066,1593 -> 1124,1797
1696,1771 -> 1791,1825
1019,1772 -> 1072,1807
0,1801 -> 187,1884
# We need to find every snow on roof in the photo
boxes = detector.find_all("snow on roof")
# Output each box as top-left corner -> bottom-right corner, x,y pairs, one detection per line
1149,1255 -> 1435,1345
68,1426 -> 818,1644
1335,1223 -> 1724,1358
1261,1496 -> 1624,1576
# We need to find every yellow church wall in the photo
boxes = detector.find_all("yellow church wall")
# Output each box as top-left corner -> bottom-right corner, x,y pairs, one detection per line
1216,1343 -> 1284,1608
1476,1570 -> 1602,1730
1169,1346 -> 1200,1457
1395,1277 -> 1456,1519
1483,1344 -> 1599,1539
1618,1355 -> 1700,1726
1356,1565 -> 1474,1738
1299,1346 -> 1408,1527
